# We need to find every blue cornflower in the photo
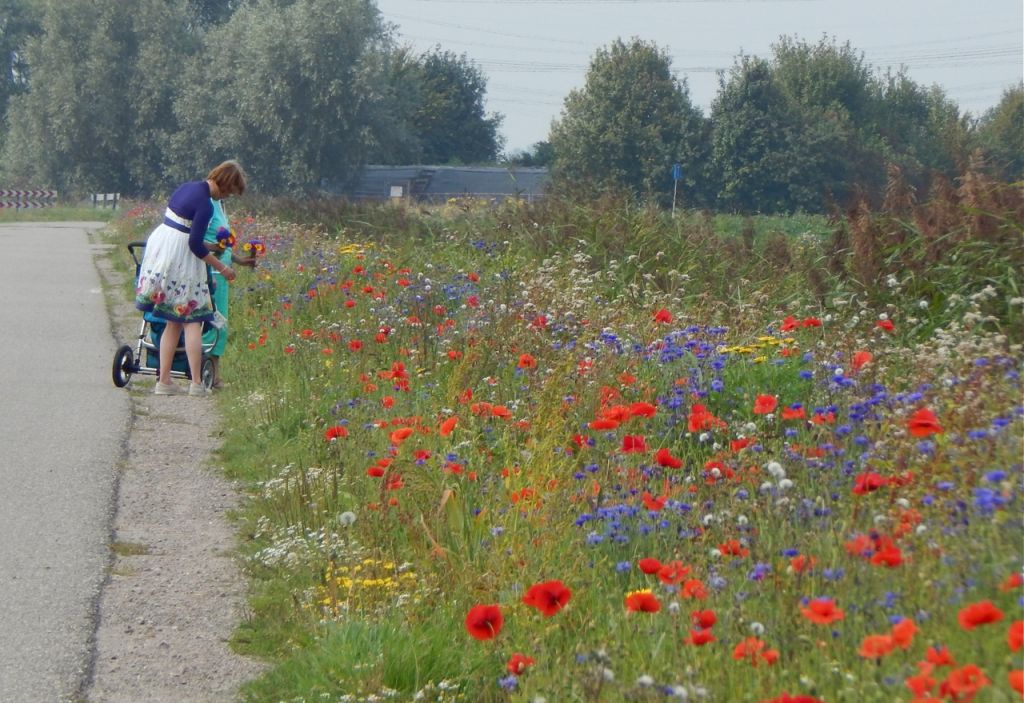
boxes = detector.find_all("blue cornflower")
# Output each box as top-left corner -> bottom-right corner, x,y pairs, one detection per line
748,563 -> 771,581
497,675 -> 518,691
615,561 -> 631,572
985,470 -> 1007,482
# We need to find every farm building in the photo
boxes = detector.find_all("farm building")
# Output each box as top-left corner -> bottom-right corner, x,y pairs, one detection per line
330,165 -> 549,203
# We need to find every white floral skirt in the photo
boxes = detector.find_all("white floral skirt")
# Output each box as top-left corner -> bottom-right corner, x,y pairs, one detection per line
134,223 -> 214,323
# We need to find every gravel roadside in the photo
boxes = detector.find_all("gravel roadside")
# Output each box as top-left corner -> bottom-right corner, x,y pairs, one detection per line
85,233 -> 265,702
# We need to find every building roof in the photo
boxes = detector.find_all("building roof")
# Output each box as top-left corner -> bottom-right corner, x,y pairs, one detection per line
341,165 -> 549,201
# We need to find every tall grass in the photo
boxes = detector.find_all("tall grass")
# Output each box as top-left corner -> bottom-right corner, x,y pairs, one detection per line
104,165 -> 1023,702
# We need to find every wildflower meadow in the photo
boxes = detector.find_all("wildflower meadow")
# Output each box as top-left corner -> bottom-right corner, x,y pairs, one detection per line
111,173 -> 1023,702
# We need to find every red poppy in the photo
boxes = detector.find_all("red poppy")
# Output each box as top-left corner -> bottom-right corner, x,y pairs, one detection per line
686,628 -> 716,645
656,560 -> 690,585
925,645 -> 956,667
653,308 -> 673,324
761,695 -> 824,703
389,427 -> 415,445
718,539 -> 749,558
800,597 -> 845,624
1010,670 -> 1024,696
858,633 -> 895,659
637,557 -> 662,575
780,315 -> 798,332
852,471 -> 888,495
732,637 -> 778,666
1000,572 -> 1024,591
905,661 -> 936,698
939,664 -> 990,699
589,418 -> 620,430
890,618 -> 917,649
851,350 -> 873,372
348,339 -> 363,351
957,600 -> 1004,630
691,609 -> 716,629
629,401 -> 658,418
642,491 -> 666,512
781,405 -> 806,421
323,425 -> 348,441
680,578 -> 708,600
517,353 -> 537,369
439,416 -> 458,437
870,543 -> 903,568
1008,620 -> 1023,651
464,604 -> 503,640
522,580 -> 572,617
802,316 -> 822,327
876,319 -> 895,332
688,404 -> 727,432
907,408 -> 943,437
621,435 -> 647,453
753,395 -> 778,414
507,652 -> 535,675
789,554 -> 816,574
625,589 -> 661,613
654,447 -> 683,468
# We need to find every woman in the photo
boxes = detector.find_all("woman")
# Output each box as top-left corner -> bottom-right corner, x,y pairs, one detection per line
135,160 -> 247,396
201,197 -> 255,388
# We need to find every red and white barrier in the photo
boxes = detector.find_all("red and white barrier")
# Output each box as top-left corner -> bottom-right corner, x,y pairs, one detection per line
0,189 -> 58,209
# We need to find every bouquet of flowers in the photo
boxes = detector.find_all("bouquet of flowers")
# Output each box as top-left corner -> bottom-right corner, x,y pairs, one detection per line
215,226 -> 236,250
242,240 -> 266,257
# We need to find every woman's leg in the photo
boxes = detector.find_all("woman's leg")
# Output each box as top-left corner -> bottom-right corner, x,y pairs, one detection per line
183,322 -> 204,383
159,320 -> 184,384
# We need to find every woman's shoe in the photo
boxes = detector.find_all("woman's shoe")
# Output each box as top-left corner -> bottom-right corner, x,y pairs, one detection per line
188,383 -> 211,397
154,381 -> 185,395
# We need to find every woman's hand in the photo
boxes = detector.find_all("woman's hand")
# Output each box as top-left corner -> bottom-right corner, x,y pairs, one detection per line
222,266 -> 237,282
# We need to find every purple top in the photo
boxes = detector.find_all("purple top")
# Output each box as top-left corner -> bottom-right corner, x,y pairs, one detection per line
167,181 -> 214,258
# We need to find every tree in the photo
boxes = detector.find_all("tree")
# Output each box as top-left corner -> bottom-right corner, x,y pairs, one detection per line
169,0 -> 398,192
503,141 -> 553,167
975,83 -> 1024,182
1,0 -> 193,193
710,55 -> 812,213
406,47 -> 503,164
770,35 -> 887,205
186,0 -> 239,28
870,70 -> 969,188
0,0 -> 40,131
549,37 -> 708,202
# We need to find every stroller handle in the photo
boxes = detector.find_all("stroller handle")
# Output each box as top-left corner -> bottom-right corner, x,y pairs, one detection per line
127,241 -> 147,269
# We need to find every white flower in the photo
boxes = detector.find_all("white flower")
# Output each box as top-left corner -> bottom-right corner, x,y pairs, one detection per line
778,478 -> 794,491
750,621 -> 765,635
766,461 -> 785,479
636,675 -> 655,687
338,511 -> 357,527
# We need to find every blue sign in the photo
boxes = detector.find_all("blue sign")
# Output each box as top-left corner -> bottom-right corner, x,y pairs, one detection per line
671,163 -> 683,182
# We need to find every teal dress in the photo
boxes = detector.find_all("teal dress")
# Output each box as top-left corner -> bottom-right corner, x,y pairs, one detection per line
202,199 -> 231,357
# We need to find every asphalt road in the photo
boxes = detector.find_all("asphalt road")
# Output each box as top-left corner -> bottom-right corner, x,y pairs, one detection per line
0,222 -> 130,702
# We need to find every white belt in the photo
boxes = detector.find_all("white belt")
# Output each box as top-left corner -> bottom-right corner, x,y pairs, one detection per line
164,209 -> 193,227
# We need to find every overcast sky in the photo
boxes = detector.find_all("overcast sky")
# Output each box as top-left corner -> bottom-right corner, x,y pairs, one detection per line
374,0 -> 1023,153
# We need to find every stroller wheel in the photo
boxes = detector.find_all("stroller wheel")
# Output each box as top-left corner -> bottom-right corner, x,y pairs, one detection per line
200,356 -> 215,389
112,345 -> 135,388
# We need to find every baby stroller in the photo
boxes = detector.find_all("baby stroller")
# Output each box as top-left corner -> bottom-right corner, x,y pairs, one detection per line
112,240 -> 220,389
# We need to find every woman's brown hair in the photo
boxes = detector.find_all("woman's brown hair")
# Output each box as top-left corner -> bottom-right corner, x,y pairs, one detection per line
207,160 -> 248,197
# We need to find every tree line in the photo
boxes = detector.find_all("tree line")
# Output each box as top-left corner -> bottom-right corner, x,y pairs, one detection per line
541,37 -> 1022,213
0,0 -> 1020,213
0,0 -> 501,195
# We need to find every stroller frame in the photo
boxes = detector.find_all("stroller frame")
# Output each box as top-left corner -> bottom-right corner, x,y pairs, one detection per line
112,241 -> 220,390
